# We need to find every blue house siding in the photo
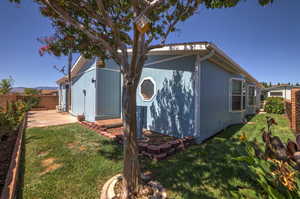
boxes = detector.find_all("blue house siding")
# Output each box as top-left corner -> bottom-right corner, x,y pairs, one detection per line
199,60 -> 244,142
95,68 -> 121,119
137,55 -> 196,138
71,60 -> 96,122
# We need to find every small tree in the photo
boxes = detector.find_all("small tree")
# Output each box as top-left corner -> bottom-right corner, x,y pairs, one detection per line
0,77 -> 14,94
10,0 -> 275,198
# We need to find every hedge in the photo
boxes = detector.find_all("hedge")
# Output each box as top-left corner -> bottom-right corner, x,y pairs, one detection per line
264,97 -> 285,114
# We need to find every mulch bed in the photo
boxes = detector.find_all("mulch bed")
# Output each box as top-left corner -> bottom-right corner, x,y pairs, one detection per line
0,131 -> 18,194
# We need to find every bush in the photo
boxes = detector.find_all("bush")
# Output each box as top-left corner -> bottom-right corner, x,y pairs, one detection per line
0,100 -> 28,140
22,95 -> 40,108
264,97 -> 285,114
233,117 -> 300,199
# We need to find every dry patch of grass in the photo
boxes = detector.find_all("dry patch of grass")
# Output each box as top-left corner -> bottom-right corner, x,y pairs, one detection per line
67,142 -> 79,149
37,151 -> 49,157
40,157 -> 63,176
67,142 -> 88,152
79,145 -> 87,151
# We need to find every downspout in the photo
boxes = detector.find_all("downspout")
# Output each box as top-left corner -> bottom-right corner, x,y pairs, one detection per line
194,50 -> 215,140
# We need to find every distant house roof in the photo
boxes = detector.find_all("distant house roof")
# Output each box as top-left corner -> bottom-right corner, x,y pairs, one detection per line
263,85 -> 300,91
56,42 -> 261,87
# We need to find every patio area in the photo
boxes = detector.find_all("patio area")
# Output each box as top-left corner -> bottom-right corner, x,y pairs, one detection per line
27,110 -> 77,128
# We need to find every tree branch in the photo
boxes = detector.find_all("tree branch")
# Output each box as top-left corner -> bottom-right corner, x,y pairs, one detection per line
95,0 -> 129,72
147,0 -> 195,50
136,0 -> 165,20
42,0 -> 124,65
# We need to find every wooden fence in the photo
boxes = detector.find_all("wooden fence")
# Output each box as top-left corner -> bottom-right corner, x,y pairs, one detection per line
0,94 -> 58,111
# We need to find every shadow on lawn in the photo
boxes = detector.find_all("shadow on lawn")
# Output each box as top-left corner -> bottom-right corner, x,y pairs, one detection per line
96,123 -> 261,198
97,139 -> 123,161
142,124 -> 261,199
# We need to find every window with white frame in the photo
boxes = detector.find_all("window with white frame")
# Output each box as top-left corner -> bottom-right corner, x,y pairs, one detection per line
270,91 -> 283,97
231,79 -> 245,111
248,86 -> 256,106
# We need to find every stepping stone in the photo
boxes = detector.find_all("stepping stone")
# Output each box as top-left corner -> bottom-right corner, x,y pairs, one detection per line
159,143 -> 171,153
138,143 -> 148,152
142,151 -> 153,158
168,140 -> 180,147
147,145 -> 160,154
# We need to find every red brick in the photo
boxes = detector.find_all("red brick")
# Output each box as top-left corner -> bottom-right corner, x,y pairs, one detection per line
159,143 -> 171,153
147,145 -> 160,154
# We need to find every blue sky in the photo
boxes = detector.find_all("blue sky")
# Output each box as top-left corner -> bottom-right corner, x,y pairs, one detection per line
0,0 -> 299,87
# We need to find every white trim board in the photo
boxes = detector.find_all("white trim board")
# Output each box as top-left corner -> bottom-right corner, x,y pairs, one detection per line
144,54 -> 190,67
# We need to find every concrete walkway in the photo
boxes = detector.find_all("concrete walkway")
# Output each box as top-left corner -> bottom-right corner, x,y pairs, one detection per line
27,110 -> 77,128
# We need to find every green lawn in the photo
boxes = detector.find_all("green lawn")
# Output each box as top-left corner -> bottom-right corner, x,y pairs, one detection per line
21,114 -> 294,199
21,124 -> 122,199
144,113 -> 295,199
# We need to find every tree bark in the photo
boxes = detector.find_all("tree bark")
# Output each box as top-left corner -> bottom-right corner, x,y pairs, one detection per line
121,76 -> 141,199
67,51 -> 72,112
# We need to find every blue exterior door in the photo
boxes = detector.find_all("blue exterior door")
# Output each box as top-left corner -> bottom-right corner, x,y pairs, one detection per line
96,68 -> 121,119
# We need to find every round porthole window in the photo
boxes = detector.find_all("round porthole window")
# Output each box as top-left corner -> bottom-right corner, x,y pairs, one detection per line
139,77 -> 156,101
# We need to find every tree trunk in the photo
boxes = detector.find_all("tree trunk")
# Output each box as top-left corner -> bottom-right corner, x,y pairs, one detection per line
67,51 -> 72,112
121,77 -> 140,199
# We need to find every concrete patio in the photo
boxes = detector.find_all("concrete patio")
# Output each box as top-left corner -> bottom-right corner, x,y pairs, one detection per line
27,110 -> 77,128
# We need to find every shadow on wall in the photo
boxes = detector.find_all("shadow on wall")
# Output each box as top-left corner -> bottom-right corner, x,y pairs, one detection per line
149,71 -> 195,138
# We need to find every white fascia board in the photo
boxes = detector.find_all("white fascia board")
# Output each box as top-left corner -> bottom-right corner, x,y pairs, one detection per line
208,43 -> 261,88
126,43 -> 208,55
71,55 -> 83,72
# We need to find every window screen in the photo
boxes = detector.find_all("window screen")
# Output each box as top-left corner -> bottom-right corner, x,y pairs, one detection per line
231,79 -> 245,111
248,86 -> 256,105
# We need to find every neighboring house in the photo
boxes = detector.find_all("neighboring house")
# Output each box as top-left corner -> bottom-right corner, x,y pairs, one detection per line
263,85 -> 300,100
57,42 -> 261,143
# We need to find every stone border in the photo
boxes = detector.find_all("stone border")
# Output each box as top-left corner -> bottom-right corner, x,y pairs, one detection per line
79,121 -> 195,161
0,113 -> 27,199
100,174 -> 167,199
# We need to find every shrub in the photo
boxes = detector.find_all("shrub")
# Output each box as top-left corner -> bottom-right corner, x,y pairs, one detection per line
0,100 -> 27,140
22,95 -> 40,108
264,97 -> 285,114
233,117 -> 300,198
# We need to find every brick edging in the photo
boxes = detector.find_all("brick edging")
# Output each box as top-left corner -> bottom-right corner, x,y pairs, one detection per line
79,121 -> 195,160
0,113 -> 27,199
